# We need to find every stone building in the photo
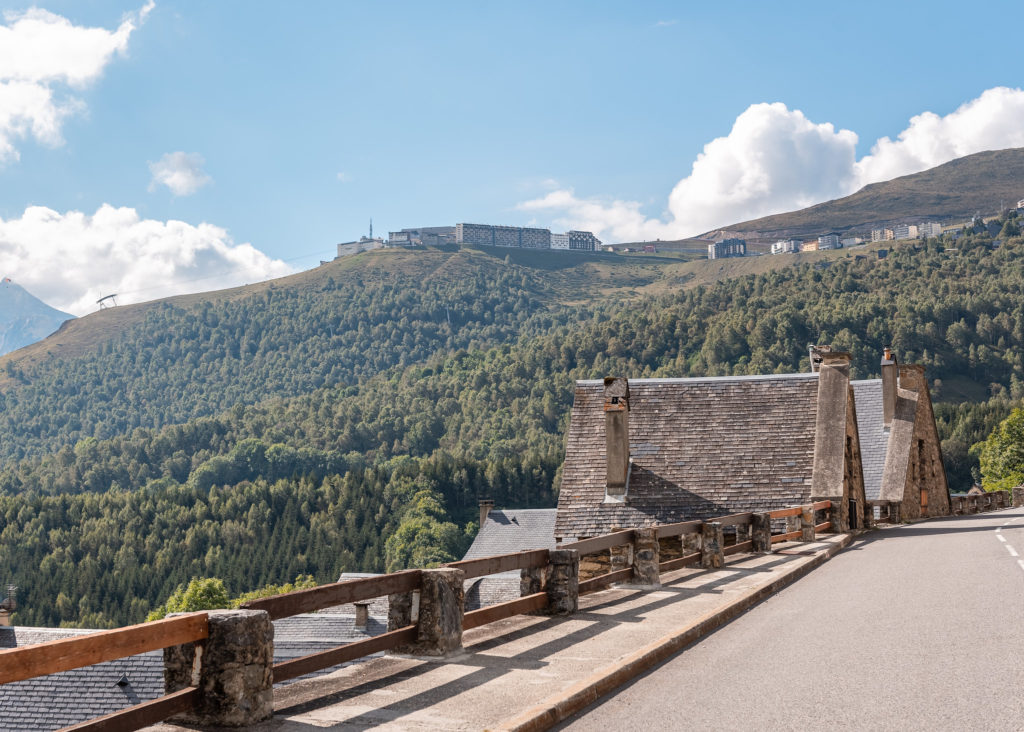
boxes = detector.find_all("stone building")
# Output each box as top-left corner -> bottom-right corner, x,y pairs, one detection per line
851,350 -> 950,520
461,503 -> 557,610
555,348 -> 868,542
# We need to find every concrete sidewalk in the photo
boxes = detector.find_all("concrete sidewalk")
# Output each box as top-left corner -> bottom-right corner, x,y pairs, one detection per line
152,535 -> 849,731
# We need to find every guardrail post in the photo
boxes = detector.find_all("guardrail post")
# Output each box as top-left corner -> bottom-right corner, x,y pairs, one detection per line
631,527 -> 660,586
800,505 -> 815,541
543,549 -> 579,615
752,513 -> 772,552
520,566 -> 543,596
1013,487 -> 1024,508
164,610 -> 273,727
408,568 -> 464,656
701,522 -> 724,569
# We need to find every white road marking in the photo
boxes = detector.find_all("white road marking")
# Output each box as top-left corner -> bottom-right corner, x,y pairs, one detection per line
998,535 -> 1007,542
1019,559 -> 1024,572
1006,545 -> 1019,557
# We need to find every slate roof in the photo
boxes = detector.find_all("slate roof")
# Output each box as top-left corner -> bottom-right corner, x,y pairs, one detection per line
851,380 -> 888,501
463,509 -> 558,559
555,374 -> 821,540
0,612 -> 387,731
464,573 -> 521,611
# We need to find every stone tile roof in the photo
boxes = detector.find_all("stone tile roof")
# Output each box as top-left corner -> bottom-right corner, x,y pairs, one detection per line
0,612 -> 388,730
464,573 -> 521,611
463,509 -> 558,560
555,375 -> 820,540
851,379 -> 888,501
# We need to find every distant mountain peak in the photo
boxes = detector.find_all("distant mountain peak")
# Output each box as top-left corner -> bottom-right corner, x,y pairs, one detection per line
0,279 -> 75,357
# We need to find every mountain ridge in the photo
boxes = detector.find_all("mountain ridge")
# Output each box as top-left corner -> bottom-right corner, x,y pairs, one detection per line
0,279 -> 74,357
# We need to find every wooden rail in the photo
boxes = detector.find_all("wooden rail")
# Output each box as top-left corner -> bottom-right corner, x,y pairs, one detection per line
60,688 -> 198,732
724,540 -> 754,556
0,613 -> 208,685
463,592 -> 548,630
811,500 -> 832,511
771,530 -> 802,544
446,549 -> 549,580
814,522 -> 831,533
769,506 -> 802,519
272,625 -> 418,684
715,512 -> 754,527
240,570 -> 422,620
562,529 -> 635,556
579,567 -> 633,595
655,520 -> 702,538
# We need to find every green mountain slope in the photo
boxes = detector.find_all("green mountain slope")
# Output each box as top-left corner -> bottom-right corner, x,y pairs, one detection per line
0,279 -> 74,356
2,221 -> 1024,627
711,147 -> 1024,240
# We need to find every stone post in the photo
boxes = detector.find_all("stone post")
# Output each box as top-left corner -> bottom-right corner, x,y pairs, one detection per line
889,501 -> 902,523
701,522 -> 724,569
682,531 -> 702,556
752,513 -> 772,553
520,566 -> 543,596
800,505 -> 815,541
631,527 -> 660,586
785,513 -> 800,536
610,527 -> 632,573
387,590 -> 416,632
544,549 -> 579,615
164,610 -> 274,727
1013,486 -> 1024,508
408,568 -> 464,656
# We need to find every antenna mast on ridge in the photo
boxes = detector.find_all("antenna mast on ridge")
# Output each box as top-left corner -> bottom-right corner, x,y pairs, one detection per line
369,218 -> 373,239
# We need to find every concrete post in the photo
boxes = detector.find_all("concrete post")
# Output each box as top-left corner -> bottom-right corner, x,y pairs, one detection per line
164,610 -> 274,727
544,549 -> 579,615
752,513 -> 772,552
800,505 -> 815,541
631,527 -> 660,586
1013,486 -> 1024,508
701,522 -> 724,569
408,568 -> 464,656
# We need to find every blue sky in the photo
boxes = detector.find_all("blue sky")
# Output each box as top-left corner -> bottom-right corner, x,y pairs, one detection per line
1,1 -> 1023,313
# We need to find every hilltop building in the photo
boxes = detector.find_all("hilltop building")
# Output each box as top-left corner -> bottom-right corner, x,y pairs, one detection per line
800,240 -> 819,252
893,224 -> 919,241
918,222 -> 943,238
771,239 -> 800,255
336,235 -> 385,258
554,348 -> 869,542
455,223 -> 601,252
707,238 -> 746,259
871,229 -> 895,242
818,233 -> 842,250
387,226 -> 456,247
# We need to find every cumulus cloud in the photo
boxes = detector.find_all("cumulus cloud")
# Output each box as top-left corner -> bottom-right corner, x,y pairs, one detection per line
0,204 -> 293,316
0,2 -> 152,164
149,152 -> 212,196
520,86 -> 1024,242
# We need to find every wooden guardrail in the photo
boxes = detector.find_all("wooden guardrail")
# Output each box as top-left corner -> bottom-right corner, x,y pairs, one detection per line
0,613 -> 209,731
1,498 -> 839,730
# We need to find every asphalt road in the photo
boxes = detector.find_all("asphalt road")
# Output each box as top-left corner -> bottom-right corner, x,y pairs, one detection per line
561,508 -> 1024,731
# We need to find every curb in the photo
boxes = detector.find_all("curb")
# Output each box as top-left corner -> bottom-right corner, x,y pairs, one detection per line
491,534 -> 852,732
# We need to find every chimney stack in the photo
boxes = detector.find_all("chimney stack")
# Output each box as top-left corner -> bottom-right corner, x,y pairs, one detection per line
809,344 -> 833,373
881,346 -> 898,428
354,601 -> 370,630
604,377 -> 631,499
478,499 -> 494,530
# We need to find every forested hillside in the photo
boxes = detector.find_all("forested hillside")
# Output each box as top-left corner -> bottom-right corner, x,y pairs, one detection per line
2,217 -> 1023,627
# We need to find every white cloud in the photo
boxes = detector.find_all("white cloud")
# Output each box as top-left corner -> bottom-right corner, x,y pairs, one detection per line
0,2 -> 151,164
336,171 -> 351,183
0,204 -> 293,316
654,19 -> 678,27
520,86 -> 1024,242
149,151 -> 212,196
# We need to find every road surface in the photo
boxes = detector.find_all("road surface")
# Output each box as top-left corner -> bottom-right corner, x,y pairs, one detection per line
561,508 -> 1024,731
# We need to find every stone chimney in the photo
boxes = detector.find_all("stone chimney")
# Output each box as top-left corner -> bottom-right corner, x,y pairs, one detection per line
354,602 -> 370,630
811,349 -> 853,502
898,363 -> 925,392
0,610 -> 10,627
881,346 -> 898,428
604,377 -> 630,500
808,344 -> 833,373
478,499 -> 494,530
